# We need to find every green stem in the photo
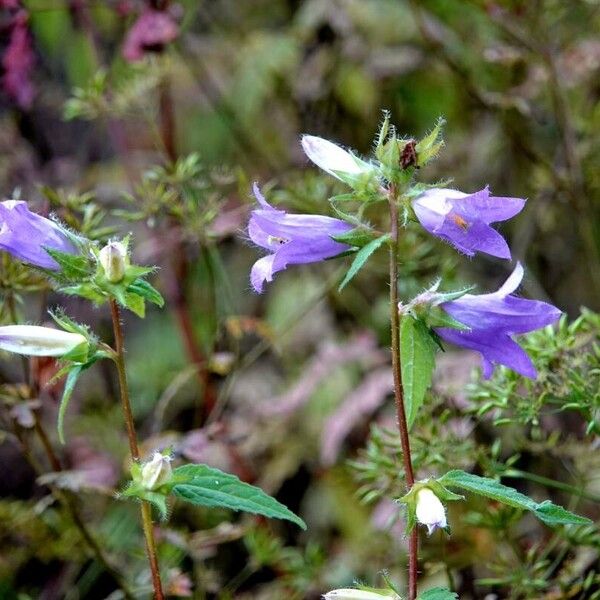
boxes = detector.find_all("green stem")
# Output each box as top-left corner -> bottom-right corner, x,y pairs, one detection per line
109,299 -> 165,600
388,192 -> 418,600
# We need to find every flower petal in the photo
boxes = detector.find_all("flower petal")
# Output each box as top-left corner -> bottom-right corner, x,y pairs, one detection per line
250,254 -> 277,294
435,216 -> 511,259
435,327 -> 537,378
301,135 -> 364,180
452,187 -> 526,223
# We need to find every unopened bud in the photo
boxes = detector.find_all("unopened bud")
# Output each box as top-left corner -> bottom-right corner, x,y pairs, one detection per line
0,325 -> 88,357
140,452 -> 173,490
301,135 -> 371,182
324,590 -> 399,600
99,241 -> 127,283
415,487 -> 447,535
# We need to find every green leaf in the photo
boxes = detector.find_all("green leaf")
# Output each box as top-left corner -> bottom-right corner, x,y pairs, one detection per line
534,500 -> 592,526
417,587 -> 458,600
127,278 -> 165,308
438,470 -> 591,526
338,234 -> 390,291
170,464 -> 306,529
400,316 -> 437,428
57,366 -> 83,445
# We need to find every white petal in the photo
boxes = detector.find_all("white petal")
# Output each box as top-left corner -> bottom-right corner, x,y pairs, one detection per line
0,325 -> 88,357
301,135 -> 364,180
496,262 -> 524,297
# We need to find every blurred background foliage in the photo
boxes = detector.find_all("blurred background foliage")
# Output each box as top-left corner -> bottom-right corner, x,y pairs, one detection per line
0,0 -> 599,598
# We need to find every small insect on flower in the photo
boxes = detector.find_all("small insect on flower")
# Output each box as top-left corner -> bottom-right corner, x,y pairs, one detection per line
415,487 -> 447,535
412,187 -> 526,259
0,325 -> 88,357
248,183 -> 353,293
435,263 -> 561,378
0,200 -> 77,270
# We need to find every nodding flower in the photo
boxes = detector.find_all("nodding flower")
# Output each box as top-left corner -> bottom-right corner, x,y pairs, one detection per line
0,200 -> 77,270
435,263 -> 561,379
248,183 -> 353,293
412,187 -> 526,260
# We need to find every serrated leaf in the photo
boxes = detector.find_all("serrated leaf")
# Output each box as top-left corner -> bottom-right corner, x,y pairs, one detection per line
57,365 -> 82,445
170,464 -> 306,529
438,470 -> 591,526
534,500 -> 592,526
438,470 -> 538,511
400,316 -> 437,428
127,278 -> 164,308
417,587 -> 458,600
338,234 -> 390,291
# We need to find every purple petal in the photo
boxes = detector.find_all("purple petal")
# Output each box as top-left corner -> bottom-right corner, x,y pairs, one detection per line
0,201 -> 76,270
250,254 -> 276,293
434,216 -> 511,259
252,182 -> 278,211
435,327 -> 537,379
451,187 -> 526,223
443,295 -> 561,334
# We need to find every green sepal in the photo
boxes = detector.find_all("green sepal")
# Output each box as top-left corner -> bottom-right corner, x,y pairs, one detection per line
425,307 -> 471,331
331,227 -> 378,248
44,248 -> 92,280
120,481 -> 169,520
59,283 -> 106,303
127,278 -> 165,308
415,117 -> 446,167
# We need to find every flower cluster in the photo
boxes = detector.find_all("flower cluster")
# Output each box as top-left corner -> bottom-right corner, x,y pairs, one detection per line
247,133 -> 561,381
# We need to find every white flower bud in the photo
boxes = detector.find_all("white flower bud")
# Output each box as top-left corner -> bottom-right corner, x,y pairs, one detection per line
0,325 -> 88,357
415,487 -> 447,535
324,590 -> 398,600
140,452 -> 173,490
99,241 -> 127,283
301,135 -> 369,181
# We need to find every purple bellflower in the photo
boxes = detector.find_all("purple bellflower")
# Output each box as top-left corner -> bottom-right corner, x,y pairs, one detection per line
0,200 -> 77,270
248,184 -> 353,293
412,187 -> 525,259
435,263 -> 561,379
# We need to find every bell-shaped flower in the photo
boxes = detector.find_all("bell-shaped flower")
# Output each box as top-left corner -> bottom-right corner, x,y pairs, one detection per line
434,263 -> 561,378
0,325 -> 88,357
412,187 -> 525,259
0,200 -> 77,270
415,487 -> 447,535
301,135 -> 374,184
248,184 -> 353,293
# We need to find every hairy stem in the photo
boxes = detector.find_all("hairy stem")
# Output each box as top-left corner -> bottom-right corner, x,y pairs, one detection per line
109,299 -> 165,600
388,194 -> 418,600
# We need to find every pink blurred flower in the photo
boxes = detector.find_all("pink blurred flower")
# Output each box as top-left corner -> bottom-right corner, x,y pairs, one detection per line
2,10 -> 36,109
122,7 -> 179,62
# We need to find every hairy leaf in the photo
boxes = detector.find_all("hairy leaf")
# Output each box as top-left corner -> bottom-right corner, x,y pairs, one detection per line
400,316 -> 437,428
171,464 -> 306,529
